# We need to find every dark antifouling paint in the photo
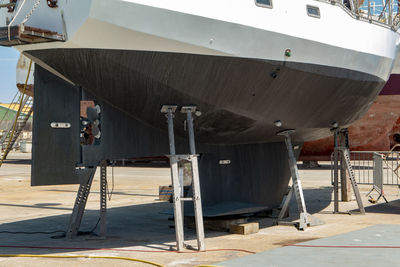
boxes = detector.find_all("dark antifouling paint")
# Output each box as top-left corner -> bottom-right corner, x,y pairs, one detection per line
32,66 -> 83,186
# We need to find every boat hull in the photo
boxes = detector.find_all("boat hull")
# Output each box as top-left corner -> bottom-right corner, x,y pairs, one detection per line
27,48 -> 385,144
301,74 -> 400,161
32,65 -> 296,215
28,47 -> 384,215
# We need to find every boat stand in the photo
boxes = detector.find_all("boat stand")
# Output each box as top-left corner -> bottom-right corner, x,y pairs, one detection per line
332,129 -> 365,214
161,105 -> 205,251
276,130 -> 323,230
66,160 -> 108,239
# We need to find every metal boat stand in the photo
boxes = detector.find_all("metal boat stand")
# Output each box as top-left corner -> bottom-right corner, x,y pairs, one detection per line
161,105 -> 205,252
66,160 -> 108,239
276,129 -> 324,230
332,129 -> 365,214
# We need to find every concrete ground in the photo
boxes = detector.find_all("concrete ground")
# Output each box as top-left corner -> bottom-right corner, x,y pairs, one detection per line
0,152 -> 400,266
220,224 -> 400,266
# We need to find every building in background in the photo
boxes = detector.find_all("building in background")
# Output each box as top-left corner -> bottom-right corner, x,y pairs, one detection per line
0,103 -> 32,140
0,54 -> 34,151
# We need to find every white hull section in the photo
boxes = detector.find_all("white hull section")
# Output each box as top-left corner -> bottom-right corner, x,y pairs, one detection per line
0,0 -> 398,81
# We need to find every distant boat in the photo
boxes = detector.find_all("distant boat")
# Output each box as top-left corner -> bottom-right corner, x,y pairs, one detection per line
301,54 -> 400,162
0,0 -> 399,215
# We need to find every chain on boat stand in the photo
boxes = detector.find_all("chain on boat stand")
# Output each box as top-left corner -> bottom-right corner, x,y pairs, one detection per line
161,105 -> 205,252
66,161 -> 108,239
332,128 -> 365,215
276,129 -> 324,230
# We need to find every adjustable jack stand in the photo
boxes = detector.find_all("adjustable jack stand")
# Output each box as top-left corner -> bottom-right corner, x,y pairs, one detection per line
66,160 -> 108,239
161,105 -> 205,252
276,129 -> 324,230
333,129 -> 365,214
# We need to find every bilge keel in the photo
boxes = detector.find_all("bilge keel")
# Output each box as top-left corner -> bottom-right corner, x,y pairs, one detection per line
0,0 -> 399,215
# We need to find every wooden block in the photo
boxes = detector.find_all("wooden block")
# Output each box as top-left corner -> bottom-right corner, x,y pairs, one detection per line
159,185 -> 173,202
185,217 -> 248,232
229,222 -> 259,235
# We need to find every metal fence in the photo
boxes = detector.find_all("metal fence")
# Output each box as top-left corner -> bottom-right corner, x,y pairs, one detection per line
331,150 -> 400,185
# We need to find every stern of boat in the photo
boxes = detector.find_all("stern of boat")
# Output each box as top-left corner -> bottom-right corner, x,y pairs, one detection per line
0,0 -> 90,46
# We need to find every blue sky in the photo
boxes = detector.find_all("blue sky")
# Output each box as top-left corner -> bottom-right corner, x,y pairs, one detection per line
0,47 -> 20,104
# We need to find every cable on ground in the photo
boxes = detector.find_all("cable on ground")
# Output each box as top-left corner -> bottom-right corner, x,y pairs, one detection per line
0,254 -> 164,267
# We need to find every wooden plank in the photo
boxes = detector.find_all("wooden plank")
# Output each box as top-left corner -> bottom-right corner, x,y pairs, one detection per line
186,217 -> 248,232
230,222 -> 259,235
159,185 -> 173,202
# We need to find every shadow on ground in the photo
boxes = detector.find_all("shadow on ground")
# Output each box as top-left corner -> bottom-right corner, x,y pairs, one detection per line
3,159 -> 32,165
358,199 -> 400,214
0,187 -> 334,255
271,186 -> 333,227
298,163 -> 332,170
298,162 -> 374,170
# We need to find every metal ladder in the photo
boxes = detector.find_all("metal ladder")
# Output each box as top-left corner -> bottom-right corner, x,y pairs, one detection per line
161,105 -> 205,252
66,161 -> 107,238
276,129 -> 323,230
0,94 -> 33,166
333,129 -> 365,214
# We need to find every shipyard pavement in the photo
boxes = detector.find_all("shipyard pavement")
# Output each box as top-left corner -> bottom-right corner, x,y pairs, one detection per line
0,152 -> 400,266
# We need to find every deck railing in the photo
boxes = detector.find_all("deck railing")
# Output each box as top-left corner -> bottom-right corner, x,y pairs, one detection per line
317,0 -> 400,30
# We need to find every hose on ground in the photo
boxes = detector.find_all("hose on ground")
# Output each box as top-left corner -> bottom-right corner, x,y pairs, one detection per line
0,254 -> 165,267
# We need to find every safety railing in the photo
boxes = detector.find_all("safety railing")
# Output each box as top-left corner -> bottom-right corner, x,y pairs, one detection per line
331,150 -> 400,185
317,0 -> 400,30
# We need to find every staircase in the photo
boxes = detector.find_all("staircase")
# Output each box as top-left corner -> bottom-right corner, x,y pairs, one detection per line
0,94 -> 33,167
